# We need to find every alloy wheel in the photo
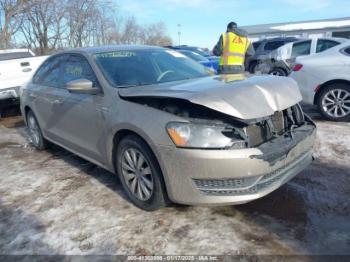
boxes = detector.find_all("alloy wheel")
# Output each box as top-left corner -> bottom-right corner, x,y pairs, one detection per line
321,89 -> 350,118
27,114 -> 40,146
121,148 -> 154,201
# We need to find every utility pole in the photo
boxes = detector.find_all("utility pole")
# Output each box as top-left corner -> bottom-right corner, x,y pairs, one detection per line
177,24 -> 181,45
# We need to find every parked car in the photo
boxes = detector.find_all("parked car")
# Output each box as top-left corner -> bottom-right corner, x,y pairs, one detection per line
290,41 -> 350,121
0,49 -> 48,110
246,37 -> 299,73
264,37 -> 347,76
167,45 -> 218,61
21,45 -> 316,210
177,49 -> 219,72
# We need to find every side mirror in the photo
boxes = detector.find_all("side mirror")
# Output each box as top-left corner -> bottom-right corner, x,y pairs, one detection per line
66,79 -> 100,95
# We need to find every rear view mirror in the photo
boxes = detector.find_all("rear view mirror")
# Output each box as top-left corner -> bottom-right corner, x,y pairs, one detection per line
66,79 -> 100,95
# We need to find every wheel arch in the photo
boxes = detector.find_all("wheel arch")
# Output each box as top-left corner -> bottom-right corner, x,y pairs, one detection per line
314,79 -> 350,105
23,106 -> 33,124
270,66 -> 288,76
248,60 -> 258,73
109,127 -> 171,200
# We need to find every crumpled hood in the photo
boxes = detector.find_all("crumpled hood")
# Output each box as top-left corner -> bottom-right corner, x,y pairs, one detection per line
118,75 -> 302,120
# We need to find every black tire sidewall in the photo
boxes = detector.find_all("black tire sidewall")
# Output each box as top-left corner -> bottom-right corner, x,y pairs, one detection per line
116,135 -> 167,211
249,61 -> 257,73
317,84 -> 350,122
269,68 -> 286,76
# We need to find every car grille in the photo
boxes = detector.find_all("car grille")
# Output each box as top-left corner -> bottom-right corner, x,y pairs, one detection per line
193,151 -> 310,196
244,111 -> 285,147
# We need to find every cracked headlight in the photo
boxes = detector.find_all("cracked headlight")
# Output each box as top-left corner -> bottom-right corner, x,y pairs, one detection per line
166,122 -> 246,149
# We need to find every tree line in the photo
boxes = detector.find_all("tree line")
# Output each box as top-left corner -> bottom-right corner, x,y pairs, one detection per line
0,0 -> 173,55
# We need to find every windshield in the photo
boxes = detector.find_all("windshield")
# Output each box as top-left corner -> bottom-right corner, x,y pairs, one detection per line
94,49 -> 210,87
178,50 -> 209,62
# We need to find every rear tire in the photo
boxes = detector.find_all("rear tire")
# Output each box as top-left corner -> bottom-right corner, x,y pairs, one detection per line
26,110 -> 49,150
115,135 -> 168,211
316,84 -> 350,122
269,67 -> 287,76
249,61 -> 258,74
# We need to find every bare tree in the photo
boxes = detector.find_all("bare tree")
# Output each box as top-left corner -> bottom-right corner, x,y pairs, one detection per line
141,22 -> 173,46
3,0 -> 173,52
0,0 -> 24,48
120,16 -> 142,44
18,0 -> 67,54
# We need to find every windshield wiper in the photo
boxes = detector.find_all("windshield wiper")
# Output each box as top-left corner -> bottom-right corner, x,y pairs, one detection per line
116,82 -> 153,88
116,84 -> 139,88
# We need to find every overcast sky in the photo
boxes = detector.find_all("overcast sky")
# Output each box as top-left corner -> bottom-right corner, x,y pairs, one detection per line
114,0 -> 350,48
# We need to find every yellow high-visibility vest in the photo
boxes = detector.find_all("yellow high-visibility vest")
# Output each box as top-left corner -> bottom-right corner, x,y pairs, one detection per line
219,32 -> 249,66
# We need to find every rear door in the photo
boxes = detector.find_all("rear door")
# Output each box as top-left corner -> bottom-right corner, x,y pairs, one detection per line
46,54 -> 106,163
29,55 -> 66,134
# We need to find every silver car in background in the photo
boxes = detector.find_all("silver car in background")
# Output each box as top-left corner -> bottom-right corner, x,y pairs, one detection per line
20,45 -> 316,211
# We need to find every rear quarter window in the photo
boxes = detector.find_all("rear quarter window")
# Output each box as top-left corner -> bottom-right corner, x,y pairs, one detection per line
264,41 -> 285,51
342,47 -> 350,55
316,39 -> 340,53
253,42 -> 262,51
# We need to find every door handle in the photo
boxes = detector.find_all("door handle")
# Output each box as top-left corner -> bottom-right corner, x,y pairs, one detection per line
97,106 -> 110,113
52,99 -> 64,105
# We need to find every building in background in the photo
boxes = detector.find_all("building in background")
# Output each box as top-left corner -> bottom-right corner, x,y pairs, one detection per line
241,17 -> 350,42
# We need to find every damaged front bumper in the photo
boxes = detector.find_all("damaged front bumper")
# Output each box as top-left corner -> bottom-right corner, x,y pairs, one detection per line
156,122 -> 316,205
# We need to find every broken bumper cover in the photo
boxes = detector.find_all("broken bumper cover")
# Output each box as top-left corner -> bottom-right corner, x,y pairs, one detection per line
0,86 -> 20,100
157,123 -> 316,205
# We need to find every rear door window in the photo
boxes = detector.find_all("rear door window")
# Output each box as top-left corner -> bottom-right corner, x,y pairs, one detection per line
33,55 -> 65,88
253,42 -> 262,51
264,41 -> 285,51
62,55 -> 99,87
291,40 -> 312,57
316,39 -> 340,53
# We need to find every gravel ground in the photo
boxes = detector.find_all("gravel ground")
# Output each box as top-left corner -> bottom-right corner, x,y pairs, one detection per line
0,106 -> 349,255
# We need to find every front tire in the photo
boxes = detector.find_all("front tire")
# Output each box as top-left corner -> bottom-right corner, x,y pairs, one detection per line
116,135 -> 168,211
26,110 -> 49,150
317,84 -> 350,122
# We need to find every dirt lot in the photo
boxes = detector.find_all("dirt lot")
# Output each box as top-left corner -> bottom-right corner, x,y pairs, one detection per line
0,106 -> 349,255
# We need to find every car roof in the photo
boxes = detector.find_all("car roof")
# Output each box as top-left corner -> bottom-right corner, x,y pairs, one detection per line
57,45 -> 163,55
291,37 -> 348,45
254,37 -> 299,43
296,40 -> 350,61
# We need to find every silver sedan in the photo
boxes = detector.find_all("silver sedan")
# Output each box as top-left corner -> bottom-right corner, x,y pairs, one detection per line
20,45 -> 316,210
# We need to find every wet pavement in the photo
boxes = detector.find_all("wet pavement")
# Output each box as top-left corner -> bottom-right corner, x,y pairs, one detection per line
0,106 -> 349,255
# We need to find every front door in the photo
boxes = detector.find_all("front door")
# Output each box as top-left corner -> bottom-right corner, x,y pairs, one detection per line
47,54 -> 106,163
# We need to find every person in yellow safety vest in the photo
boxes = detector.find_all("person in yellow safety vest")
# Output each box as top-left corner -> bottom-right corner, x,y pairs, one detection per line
212,22 -> 255,74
